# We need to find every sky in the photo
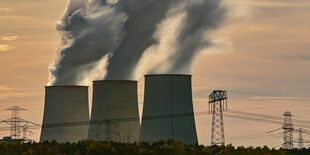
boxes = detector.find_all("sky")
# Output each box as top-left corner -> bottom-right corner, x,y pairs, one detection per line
0,0 -> 310,148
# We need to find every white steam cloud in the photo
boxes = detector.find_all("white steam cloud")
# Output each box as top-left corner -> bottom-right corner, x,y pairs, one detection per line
49,0 -> 227,85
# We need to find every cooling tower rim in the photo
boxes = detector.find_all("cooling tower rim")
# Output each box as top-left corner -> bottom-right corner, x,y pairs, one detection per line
145,74 -> 192,77
45,85 -> 88,88
93,80 -> 137,83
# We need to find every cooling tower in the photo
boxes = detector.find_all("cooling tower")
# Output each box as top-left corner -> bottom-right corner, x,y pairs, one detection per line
139,74 -> 198,144
88,80 -> 140,142
40,86 -> 89,142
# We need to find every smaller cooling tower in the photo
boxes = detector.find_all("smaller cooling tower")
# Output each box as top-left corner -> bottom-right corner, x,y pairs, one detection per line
40,86 -> 89,142
139,74 -> 198,144
88,80 -> 140,142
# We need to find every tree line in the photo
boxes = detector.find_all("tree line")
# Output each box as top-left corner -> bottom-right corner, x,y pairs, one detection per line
0,140 -> 309,155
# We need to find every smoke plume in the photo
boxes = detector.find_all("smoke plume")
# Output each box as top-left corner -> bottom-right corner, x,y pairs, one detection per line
49,0 -> 127,85
151,0 -> 227,74
104,0 -> 179,80
49,0 -> 227,85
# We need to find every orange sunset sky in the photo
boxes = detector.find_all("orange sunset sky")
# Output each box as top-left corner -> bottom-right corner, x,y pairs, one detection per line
0,0 -> 310,147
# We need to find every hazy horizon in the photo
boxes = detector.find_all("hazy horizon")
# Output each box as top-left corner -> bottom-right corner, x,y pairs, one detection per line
0,0 -> 310,148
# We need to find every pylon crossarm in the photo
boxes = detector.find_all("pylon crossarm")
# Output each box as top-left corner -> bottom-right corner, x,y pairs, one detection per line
300,129 -> 310,135
24,121 -> 40,126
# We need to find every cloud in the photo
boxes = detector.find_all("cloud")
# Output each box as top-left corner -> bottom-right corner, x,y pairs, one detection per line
0,35 -> 19,52
282,54 -> 310,61
192,86 -> 210,93
0,8 -> 15,12
250,96 -> 310,101
0,92 -> 36,100
0,44 -> 16,52
0,86 -> 20,91
0,86 -> 35,100
246,1 -> 310,7
0,35 -> 20,41
18,75 -> 28,79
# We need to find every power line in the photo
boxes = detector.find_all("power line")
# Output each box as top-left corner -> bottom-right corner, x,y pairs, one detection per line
0,110 -> 309,132
227,131 -> 271,140
227,109 -> 282,120
226,109 -> 310,129
227,132 -> 283,143
0,109 -> 310,143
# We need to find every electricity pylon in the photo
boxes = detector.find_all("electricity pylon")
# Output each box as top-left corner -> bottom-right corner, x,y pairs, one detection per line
294,128 -> 310,149
1,106 -> 39,141
209,90 -> 227,146
282,111 -> 293,149
97,118 -> 119,141
297,128 -> 304,149
2,106 -> 26,139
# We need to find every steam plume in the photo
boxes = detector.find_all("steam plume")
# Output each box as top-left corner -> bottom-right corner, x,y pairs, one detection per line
104,0 -> 178,80
152,0 -> 227,73
49,0 -> 227,85
49,0 -> 127,85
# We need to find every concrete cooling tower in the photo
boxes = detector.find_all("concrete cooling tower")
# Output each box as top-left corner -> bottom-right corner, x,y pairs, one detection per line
139,74 -> 198,144
40,86 -> 89,142
88,80 -> 140,143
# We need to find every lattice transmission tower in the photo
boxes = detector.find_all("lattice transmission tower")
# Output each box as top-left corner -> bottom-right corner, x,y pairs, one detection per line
97,118 -> 119,141
105,120 -> 120,141
282,111 -> 294,149
2,106 -> 26,139
1,106 -> 39,142
294,128 -> 310,149
209,90 -> 227,146
297,128 -> 304,149
20,124 -> 34,141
